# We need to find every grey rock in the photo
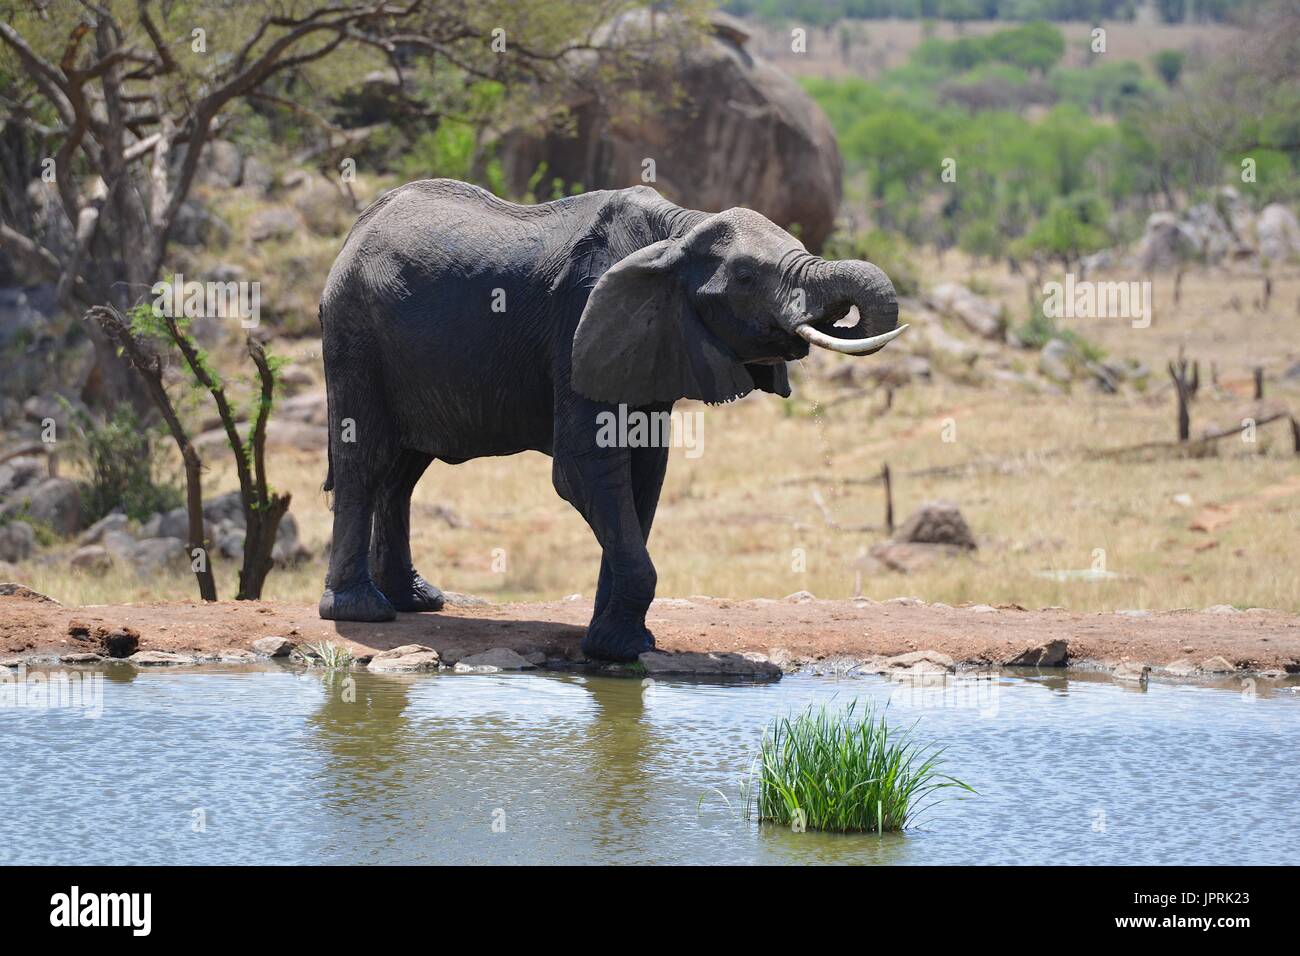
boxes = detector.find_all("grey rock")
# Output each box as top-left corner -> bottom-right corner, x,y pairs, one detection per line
1199,655 -> 1236,674
0,456 -> 45,498
783,590 -> 816,603
248,206 -> 304,242
496,11 -> 841,251
69,544 -> 112,574
367,643 -> 441,672
441,591 -> 491,607
0,582 -> 60,604
1256,203 -> 1300,262
60,652 -> 103,664
77,512 -> 128,546
926,282 -> 1004,339
638,650 -> 782,681
1164,659 -> 1199,677
0,520 -> 36,562
252,636 -> 297,658
129,651 -> 197,666
125,537 -> 188,574
1005,639 -> 1069,667
1112,661 -> 1151,684
455,648 -> 535,673
1,476 -> 81,536
1038,338 -> 1077,384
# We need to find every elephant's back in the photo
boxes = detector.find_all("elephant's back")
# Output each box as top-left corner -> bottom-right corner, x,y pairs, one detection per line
322,179 -> 598,316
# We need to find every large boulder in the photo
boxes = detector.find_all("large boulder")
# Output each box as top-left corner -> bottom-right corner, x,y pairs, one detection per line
1256,204 -> 1300,263
0,477 -> 81,536
0,456 -> 45,499
1136,212 -> 1202,271
925,283 -> 1004,340
0,521 -> 36,562
495,12 -> 842,251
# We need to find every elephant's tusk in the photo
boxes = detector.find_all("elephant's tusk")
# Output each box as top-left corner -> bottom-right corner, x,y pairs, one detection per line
795,322 -> 908,356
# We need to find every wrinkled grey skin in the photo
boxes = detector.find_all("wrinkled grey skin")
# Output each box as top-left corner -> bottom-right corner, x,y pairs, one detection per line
319,179 -> 898,661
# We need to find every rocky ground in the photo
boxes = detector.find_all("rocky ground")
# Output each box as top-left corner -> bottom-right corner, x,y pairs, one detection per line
3,584 -> 1298,682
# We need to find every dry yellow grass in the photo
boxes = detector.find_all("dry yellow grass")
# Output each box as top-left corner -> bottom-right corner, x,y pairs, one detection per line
24,263 -> 1300,614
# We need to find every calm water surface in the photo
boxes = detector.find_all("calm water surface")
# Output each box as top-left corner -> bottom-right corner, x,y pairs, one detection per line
1,665 -> 1296,865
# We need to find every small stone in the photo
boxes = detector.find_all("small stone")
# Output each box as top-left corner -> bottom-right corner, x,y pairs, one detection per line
1116,609 -> 1152,618
367,643 -> 440,672
129,650 -> 197,666
1112,661 -> 1151,684
882,650 -> 955,671
967,603 -> 997,614
455,648 -> 534,672
638,650 -> 782,681
783,590 -> 816,603
59,652 -> 103,664
441,591 -> 491,607
1005,639 -> 1069,667
1198,655 -> 1236,674
884,596 -> 926,607
1164,659 -> 1198,677
1203,604 -> 1239,615
252,636 -> 296,658
218,650 -> 258,663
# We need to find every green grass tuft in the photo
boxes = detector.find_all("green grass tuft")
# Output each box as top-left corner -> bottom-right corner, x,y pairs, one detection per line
745,700 -> 973,834
300,641 -> 353,670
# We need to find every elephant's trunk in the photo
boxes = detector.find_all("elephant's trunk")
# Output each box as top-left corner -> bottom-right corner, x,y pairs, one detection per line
795,258 -> 906,356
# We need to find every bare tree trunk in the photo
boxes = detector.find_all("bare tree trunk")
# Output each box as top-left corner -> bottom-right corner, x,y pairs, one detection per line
88,305 -> 218,602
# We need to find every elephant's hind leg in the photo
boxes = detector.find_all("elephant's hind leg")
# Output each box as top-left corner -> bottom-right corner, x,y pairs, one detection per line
370,449 -> 445,612
319,373 -> 398,623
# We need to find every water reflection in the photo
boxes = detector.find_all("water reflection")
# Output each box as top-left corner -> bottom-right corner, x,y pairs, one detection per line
2,664 -> 1296,865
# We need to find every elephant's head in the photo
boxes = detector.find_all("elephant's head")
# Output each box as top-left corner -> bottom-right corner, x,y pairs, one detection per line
571,206 -> 906,406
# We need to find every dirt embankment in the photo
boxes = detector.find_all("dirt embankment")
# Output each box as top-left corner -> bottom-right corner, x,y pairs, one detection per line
2,590 -> 1299,675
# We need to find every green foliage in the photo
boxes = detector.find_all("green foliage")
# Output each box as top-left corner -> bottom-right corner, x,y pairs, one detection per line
1015,192 -> 1111,265
300,641 -> 354,670
745,700 -> 973,834
1152,49 -> 1186,87
63,404 -> 184,525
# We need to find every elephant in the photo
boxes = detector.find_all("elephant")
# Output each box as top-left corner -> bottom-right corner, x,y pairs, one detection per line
317,179 -> 905,661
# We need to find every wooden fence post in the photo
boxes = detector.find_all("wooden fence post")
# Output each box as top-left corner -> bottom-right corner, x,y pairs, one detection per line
882,462 -> 894,535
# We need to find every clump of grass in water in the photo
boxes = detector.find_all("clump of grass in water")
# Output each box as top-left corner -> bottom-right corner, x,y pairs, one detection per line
745,700 -> 973,834
300,641 -> 353,670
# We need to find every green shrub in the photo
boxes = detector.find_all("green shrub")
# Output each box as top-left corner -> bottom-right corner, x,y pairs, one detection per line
746,700 -> 973,834
64,404 -> 183,525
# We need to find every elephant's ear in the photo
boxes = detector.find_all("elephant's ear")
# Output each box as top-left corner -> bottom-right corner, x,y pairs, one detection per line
571,238 -> 756,406
745,361 -> 791,397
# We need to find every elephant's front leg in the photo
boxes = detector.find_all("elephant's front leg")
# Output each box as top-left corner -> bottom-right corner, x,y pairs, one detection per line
370,449 -> 445,612
553,446 -> 659,662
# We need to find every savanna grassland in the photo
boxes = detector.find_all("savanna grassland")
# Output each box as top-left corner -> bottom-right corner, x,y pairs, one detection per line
21,253 -> 1300,616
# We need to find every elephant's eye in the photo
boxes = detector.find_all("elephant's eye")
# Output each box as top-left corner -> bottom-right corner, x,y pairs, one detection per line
735,269 -> 756,286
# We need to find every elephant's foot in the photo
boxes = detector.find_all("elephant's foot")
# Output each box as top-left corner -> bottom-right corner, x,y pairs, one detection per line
581,613 -> 655,663
319,580 -> 397,622
381,572 -> 445,613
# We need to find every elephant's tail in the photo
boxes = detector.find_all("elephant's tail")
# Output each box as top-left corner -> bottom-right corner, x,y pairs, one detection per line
320,302 -> 335,498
